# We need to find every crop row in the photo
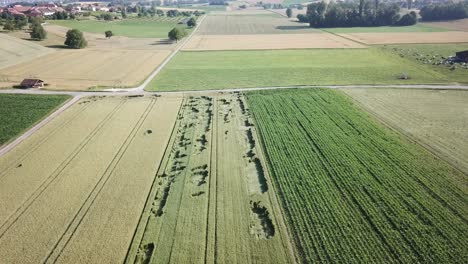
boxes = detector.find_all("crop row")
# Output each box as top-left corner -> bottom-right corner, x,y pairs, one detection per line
246,89 -> 468,263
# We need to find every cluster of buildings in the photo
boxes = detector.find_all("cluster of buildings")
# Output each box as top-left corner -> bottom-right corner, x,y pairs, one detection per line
0,4 -> 65,17
0,2 -> 121,18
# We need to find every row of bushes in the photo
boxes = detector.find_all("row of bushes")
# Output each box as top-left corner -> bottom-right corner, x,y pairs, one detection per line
298,1 -> 416,28
420,1 -> 468,21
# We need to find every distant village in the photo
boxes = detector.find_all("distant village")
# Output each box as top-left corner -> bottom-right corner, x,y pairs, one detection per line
0,2 -> 124,18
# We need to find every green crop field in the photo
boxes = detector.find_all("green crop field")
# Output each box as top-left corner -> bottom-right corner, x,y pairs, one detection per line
322,24 -> 448,33
247,89 -> 468,263
382,43 -> 468,83
0,94 -> 70,145
147,49 -> 449,91
49,18 -> 193,38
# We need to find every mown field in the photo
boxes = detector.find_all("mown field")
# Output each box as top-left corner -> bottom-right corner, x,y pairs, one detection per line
50,17 -> 193,38
183,32 -> 364,50
381,43 -> 468,83
148,49 -> 448,91
322,24 -> 448,33
0,95 -> 181,263
197,12 -> 318,34
127,94 -> 294,263
0,94 -> 70,145
0,33 -> 52,70
343,88 -> 468,174
0,49 -> 171,90
247,89 -> 468,263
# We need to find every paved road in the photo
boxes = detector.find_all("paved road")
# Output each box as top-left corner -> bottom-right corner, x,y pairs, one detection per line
1,83 -> 468,96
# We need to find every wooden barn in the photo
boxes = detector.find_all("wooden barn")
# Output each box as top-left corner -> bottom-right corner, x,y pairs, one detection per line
456,50 -> 468,62
20,79 -> 44,88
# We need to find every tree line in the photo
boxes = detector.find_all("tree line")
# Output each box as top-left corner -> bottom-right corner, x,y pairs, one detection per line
298,1 -> 417,28
420,1 -> 468,21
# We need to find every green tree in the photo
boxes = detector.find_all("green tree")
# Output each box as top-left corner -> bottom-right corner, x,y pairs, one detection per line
105,30 -> 113,38
3,20 -> 15,31
64,29 -> 87,49
286,8 -> 293,18
14,15 -> 27,29
168,27 -> 187,43
30,24 -> 47,40
187,17 -> 197,27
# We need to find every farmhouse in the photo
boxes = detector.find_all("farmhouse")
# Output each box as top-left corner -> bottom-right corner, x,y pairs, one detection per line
20,79 -> 44,88
456,50 -> 468,62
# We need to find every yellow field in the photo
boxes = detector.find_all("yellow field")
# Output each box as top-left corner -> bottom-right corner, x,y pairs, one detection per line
0,49 -> 171,90
184,33 -> 366,50
339,31 -> 468,44
0,95 -> 181,263
0,33 -> 52,70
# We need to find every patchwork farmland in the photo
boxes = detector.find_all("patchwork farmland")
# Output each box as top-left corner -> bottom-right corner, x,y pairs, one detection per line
1,1 -> 468,263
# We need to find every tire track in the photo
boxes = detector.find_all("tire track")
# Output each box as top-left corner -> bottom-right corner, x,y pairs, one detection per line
0,99 -> 126,237
123,97 -> 184,264
45,98 -> 156,264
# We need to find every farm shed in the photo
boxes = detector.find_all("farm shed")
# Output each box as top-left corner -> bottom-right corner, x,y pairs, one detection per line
456,50 -> 468,62
20,79 -> 44,88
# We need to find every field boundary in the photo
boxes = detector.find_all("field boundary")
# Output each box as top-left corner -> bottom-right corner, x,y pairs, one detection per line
320,28 -> 368,45
123,97 -> 184,263
0,95 -> 78,158
245,93 -> 302,263
342,91 -> 468,177
0,96 -> 90,180
0,99 -> 126,237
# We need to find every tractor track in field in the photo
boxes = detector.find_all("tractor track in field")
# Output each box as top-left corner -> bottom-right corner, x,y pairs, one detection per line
0,99 -> 126,237
45,98 -> 157,263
